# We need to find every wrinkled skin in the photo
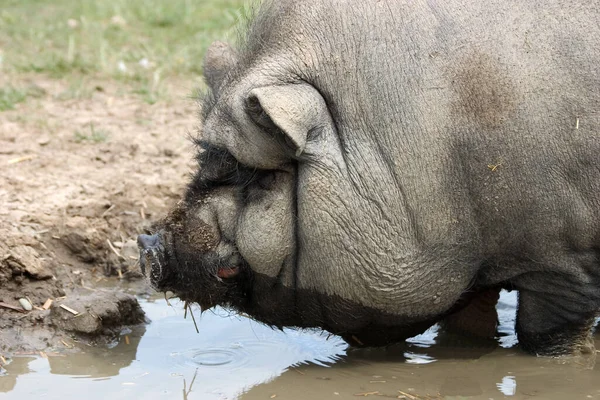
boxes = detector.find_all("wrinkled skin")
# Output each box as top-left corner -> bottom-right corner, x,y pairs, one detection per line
139,0 -> 600,355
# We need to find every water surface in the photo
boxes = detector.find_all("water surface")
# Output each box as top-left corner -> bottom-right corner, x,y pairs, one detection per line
1,291 -> 599,400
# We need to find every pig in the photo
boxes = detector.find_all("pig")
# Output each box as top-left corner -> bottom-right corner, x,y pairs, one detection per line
138,0 -> 600,356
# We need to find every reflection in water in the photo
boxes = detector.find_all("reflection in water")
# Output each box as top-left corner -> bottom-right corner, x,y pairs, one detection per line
1,290 -> 600,400
0,297 -> 347,399
182,369 -> 198,400
47,325 -> 146,378
0,357 -> 35,393
497,375 -> 517,396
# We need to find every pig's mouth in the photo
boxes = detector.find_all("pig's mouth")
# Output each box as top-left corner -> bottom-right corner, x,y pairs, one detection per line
137,230 -> 249,309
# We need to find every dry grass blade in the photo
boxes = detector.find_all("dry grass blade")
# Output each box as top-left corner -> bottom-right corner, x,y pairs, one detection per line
184,301 -> 188,319
397,390 -> 418,400
101,204 -> 115,217
354,391 -> 380,397
107,239 -> 125,259
351,335 -> 364,346
164,292 -> 172,307
182,368 -> 198,400
292,368 -> 306,375
188,304 -> 200,333
7,155 -> 37,164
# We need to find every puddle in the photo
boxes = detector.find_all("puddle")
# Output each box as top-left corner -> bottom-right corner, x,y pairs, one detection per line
1,291 -> 599,400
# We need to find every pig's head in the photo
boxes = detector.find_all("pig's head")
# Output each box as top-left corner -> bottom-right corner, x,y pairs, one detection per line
138,35 -> 467,346
138,39 -> 312,313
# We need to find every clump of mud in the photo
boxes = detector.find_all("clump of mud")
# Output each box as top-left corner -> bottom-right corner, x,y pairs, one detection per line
0,78 -> 196,355
0,234 -> 147,353
50,290 -> 147,337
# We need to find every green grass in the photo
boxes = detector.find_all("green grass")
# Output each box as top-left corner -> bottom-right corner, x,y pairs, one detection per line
0,84 -> 47,111
0,87 -> 28,111
0,0 -> 248,99
74,123 -> 110,143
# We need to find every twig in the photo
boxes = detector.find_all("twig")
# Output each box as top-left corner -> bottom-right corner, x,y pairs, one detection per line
60,304 -> 79,315
0,302 -> 25,313
42,299 -> 53,310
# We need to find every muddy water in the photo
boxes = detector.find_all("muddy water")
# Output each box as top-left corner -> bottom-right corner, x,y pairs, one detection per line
1,291 -> 599,400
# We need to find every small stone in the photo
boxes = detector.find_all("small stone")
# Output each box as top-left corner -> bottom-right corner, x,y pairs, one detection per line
37,136 -> 51,146
138,58 -> 151,69
67,19 -> 79,29
117,61 -> 127,73
19,298 -> 32,311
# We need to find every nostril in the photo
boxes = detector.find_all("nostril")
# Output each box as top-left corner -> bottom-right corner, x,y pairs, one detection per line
137,234 -> 160,250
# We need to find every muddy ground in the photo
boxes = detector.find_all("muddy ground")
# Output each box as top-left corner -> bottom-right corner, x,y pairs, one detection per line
0,76 -> 198,354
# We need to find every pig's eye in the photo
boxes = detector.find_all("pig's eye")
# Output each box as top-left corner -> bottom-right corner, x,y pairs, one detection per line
191,140 -> 257,189
255,171 -> 276,190
246,96 -> 278,132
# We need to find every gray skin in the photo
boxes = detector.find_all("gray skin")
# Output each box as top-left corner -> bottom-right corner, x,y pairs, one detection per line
138,0 -> 600,356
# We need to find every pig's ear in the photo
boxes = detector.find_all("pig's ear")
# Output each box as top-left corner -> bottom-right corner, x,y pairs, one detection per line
203,41 -> 237,92
246,84 -> 330,157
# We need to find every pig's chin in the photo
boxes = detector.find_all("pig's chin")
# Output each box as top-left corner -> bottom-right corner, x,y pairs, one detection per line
140,232 -> 249,310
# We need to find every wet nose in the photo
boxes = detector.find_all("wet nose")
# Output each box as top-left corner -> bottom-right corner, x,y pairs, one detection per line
137,233 -> 160,250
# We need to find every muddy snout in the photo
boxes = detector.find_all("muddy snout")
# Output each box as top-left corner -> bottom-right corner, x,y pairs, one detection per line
137,233 -> 168,287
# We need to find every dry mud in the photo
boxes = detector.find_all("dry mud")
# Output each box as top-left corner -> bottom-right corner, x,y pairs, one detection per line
0,76 -> 198,354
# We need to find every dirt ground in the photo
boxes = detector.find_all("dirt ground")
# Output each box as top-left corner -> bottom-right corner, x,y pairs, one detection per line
0,76 -> 199,354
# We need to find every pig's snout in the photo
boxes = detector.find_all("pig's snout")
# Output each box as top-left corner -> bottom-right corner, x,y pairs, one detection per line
138,233 -> 160,250
137,233 -> 168,286
137,233 -> 160,277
